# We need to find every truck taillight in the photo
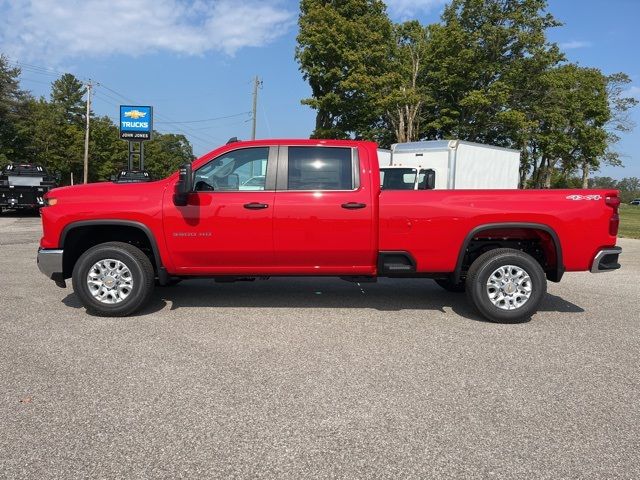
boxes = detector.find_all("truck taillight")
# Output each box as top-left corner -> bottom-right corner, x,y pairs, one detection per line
605,195 -> 620,236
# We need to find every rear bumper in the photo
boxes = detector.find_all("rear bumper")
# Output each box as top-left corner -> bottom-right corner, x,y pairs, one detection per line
590,247 -> 622,273
37,248 -> 66,287
1,189 -> 46,208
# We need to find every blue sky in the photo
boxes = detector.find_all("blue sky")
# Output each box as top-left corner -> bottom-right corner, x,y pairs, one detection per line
2,0 -> 639,179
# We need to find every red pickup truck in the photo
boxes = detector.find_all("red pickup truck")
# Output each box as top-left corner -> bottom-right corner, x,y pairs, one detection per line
37,139 -> 621,322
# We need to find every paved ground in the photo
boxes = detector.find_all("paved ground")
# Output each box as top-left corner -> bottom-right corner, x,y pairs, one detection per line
1,213 -> 638,479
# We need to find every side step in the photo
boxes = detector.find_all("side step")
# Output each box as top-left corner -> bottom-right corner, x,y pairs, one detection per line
378,251 -> 417,276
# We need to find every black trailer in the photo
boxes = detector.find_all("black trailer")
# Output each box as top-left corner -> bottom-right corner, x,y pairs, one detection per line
0,163 -> 58,213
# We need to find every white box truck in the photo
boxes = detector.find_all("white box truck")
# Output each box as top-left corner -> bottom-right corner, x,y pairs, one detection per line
377,148 -> 392,166
380,140 -> 520,190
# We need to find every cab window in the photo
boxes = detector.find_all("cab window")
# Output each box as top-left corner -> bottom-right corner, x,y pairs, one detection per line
287,147 -> 355,190
195,147 -> 269,191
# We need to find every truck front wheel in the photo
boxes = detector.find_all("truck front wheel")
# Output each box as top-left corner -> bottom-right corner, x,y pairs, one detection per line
72,242 -> 155,317
465,248 -> 547,323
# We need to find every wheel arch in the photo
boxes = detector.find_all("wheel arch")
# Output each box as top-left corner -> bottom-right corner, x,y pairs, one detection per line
453,222 -> 564,284
59,220 -> 167,282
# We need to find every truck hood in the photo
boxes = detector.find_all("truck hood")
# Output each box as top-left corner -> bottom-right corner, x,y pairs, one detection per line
48,180 -> 168,201
45,180 -> 171,221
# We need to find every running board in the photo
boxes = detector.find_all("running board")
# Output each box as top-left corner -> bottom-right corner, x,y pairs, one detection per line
378,251 -> 417,276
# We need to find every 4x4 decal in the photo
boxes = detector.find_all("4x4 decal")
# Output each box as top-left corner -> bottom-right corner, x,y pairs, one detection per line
566,194 -> 602,201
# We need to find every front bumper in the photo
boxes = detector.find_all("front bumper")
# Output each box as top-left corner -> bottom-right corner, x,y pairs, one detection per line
37,248 -> 66,287
590,247 -> 622,273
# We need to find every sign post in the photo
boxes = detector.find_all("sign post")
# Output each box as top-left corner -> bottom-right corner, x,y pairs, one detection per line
119,105 -> 153,171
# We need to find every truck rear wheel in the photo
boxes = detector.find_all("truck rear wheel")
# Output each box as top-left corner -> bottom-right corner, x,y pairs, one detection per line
72,242 -> 155,317
465,248 -> 546,323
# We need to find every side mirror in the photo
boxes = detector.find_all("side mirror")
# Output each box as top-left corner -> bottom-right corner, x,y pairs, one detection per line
419,169 -> 436,190
173,163 -> 193,206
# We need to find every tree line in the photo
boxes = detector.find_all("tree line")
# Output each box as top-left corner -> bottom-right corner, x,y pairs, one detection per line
0,56 -> 194,184
296,0 -> 639,188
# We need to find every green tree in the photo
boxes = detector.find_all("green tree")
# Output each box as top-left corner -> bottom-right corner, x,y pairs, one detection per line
0,56 -> 196,184
50,73 -> 87,125
598,73 -> 640,180
379,21 -> 431,145
17,97 -> 85,183
143,132 -> 194,180
88,116 -> 127,182
617,177 -> 640,192
0,55 -> 31,163
296,0 -> 394,139
422,0 -> 563,148
534,65 -> 610,188
588,176 -> 618,189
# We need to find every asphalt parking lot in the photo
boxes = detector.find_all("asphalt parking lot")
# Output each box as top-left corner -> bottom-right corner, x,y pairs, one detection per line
1,213 -> 639,479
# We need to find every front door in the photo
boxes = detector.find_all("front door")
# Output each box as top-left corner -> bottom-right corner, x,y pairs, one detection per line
163,146 -> 277,274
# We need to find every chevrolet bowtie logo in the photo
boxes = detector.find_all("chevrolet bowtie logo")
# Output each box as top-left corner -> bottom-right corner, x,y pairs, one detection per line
124,110 -> 147,120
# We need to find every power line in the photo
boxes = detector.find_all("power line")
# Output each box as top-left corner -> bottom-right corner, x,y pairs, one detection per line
260,100 -> 273,138
155,112 -> 251,124
187,119 -> 252,132
9,57 -> 225,151
96,82 -> 218,146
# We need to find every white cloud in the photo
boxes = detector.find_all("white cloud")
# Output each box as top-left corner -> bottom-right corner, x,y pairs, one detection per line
0,0 -> 295,62
385,0 -> 446,19
559,40 -> 593,50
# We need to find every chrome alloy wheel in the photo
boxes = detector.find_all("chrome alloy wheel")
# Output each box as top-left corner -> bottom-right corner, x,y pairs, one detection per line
486,265 -> 532,310
86,259 -> 134,304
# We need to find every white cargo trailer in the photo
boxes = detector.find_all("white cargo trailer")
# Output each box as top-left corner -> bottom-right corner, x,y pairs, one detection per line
384,140 -> 520,190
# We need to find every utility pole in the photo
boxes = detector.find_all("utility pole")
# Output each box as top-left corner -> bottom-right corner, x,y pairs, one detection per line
251,76 -> 262,140
83,81 -> 92,184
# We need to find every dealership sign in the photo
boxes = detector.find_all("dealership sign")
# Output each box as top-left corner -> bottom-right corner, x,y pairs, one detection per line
119,105 -> 153,141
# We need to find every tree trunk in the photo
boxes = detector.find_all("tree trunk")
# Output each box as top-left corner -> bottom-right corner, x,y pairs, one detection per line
581,162 -> 590,189
543,158 -> 556,189
313,110 -> 332,137
534,155 -> 546,188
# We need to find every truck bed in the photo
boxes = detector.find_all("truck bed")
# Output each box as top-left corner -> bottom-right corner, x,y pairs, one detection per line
379,188 -> 618,274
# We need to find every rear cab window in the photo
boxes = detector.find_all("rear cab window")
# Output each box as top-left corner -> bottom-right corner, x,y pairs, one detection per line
283,147 -> 358,191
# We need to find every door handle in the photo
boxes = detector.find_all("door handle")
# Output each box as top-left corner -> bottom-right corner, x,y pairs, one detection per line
244,202 -> 269,209
341,202 -> 366,209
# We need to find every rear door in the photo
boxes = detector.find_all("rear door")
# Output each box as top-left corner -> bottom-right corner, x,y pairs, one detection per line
272,145 -> 376,275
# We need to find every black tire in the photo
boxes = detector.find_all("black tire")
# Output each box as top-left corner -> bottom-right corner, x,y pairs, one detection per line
72,241 -> 155,317
435,278 -> 466,293
465,248 -> 547,323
